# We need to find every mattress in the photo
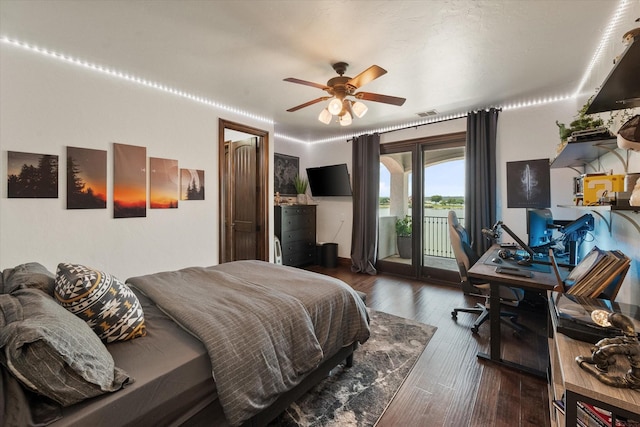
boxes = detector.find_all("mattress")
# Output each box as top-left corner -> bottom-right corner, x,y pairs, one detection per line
52,289 -> 218,427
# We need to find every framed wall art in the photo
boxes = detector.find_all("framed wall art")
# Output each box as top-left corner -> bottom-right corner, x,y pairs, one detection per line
67,146 -> 107,209
150,157 -> 179,209
180,168 -> 205,200
506,158 -> 550,208
274,153 -> 299,196
113,143 -> 147,218
7,151 -> 58,198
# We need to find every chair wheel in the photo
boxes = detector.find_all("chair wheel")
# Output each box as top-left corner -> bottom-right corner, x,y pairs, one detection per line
451,311 -> 457,319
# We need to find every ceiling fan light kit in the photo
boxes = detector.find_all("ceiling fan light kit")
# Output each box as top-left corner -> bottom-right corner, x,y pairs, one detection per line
318,108 -> 332,124
285,61 -> 406,126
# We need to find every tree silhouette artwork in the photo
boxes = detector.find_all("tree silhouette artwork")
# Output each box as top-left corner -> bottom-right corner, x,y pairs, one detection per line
181,168 -> 205,200
7,151 -> 58,198
67,149 -> 107,209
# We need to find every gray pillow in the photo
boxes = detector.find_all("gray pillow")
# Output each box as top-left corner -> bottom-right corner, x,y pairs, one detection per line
0,288 -> 130,407
1,263 -> 56,295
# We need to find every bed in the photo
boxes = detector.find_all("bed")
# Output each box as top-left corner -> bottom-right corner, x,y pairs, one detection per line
0,260 -> 370,427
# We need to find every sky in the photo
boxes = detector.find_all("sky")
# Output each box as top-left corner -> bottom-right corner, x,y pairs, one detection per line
380,159 -> 465,197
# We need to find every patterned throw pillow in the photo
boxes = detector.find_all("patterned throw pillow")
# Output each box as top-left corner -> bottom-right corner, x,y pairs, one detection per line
54,263 -> 146,343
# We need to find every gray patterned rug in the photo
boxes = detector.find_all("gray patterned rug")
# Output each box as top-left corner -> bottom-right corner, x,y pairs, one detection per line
270,310 -> 437,427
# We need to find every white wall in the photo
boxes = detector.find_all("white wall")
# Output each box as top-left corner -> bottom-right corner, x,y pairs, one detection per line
0,46 -> 274,280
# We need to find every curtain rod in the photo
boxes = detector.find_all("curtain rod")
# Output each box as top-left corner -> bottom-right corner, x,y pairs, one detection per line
346,107 -> 502,142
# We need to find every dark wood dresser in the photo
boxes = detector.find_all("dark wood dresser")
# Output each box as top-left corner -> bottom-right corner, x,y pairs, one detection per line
275,205 -> 316,267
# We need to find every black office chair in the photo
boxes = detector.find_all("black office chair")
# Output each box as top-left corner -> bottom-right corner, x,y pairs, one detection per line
448,211 -> 525,334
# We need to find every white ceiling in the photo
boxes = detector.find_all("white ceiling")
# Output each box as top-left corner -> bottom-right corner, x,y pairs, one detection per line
1,0 -> 638,143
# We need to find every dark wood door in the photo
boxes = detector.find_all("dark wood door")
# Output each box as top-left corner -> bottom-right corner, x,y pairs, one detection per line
218,119 -> 268,264
229,138 -> 257,260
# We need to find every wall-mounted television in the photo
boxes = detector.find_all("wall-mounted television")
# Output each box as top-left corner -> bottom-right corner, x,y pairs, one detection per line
306,163 -> 353,197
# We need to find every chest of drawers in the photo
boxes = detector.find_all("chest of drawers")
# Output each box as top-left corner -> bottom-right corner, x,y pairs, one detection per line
275,205 -> 316,267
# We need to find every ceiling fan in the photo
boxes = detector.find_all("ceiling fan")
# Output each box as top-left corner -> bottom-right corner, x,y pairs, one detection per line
284,62 -> 406,126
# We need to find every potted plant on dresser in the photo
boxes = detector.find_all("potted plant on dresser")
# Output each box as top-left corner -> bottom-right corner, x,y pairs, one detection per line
395,215 -> 412,259
294,175 -> 308,205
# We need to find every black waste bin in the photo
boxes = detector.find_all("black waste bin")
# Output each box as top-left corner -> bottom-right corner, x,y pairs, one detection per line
321,243 -> 338,268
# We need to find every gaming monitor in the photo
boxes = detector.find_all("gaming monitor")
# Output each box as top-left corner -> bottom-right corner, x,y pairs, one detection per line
527,208 -> 555,249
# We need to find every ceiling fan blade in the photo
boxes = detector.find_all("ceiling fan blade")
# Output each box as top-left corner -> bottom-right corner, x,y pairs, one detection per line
283,77 -> 330,90
347,65 -> 387,89
286,97 -> 331,112
355,91 -> 406,106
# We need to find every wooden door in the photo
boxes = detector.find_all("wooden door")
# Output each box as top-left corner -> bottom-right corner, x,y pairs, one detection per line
227,138 -> 257,260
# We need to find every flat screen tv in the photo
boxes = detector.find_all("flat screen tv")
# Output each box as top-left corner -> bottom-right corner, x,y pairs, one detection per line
306,163 -> 353,197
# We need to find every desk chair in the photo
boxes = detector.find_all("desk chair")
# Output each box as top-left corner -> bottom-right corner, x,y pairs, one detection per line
448,211 -> 525,334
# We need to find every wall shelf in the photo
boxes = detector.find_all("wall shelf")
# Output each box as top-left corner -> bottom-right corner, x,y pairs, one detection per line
557,204 -> 640,234
586,37 -> 640,114
550,138 -> 618,170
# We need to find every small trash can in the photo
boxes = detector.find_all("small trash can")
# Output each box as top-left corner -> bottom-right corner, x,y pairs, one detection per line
321,243 -> 338,268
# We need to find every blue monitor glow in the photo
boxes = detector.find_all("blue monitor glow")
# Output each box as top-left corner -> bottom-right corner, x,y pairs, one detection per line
527,208 -> 555,249
306,163 -> 353,197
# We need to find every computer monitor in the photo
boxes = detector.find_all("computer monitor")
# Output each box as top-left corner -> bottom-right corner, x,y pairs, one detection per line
527,208 -> 554,249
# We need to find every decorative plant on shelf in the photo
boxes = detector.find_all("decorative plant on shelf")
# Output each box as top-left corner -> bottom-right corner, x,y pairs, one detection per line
555,96 -> 606,143
395,215 -> 412,259
294,175 -> 308,204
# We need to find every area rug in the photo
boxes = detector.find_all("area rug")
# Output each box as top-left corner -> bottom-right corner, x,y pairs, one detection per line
270,310 -> 437,427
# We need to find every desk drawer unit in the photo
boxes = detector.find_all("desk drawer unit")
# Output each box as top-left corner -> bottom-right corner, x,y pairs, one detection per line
275,205 -> 316,267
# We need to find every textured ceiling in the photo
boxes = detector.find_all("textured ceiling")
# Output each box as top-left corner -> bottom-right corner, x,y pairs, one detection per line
1,0 -> 638,143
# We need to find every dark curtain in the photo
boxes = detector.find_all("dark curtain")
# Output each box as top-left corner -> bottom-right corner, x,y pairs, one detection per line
351,133 -> 380,275
465,108 -> 499,255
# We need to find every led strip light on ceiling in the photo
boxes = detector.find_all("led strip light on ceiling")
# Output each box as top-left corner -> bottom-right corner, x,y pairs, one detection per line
0,0 -> 631,144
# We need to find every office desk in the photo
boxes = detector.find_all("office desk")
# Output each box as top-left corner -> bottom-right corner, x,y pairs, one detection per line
468,244 -> 562,377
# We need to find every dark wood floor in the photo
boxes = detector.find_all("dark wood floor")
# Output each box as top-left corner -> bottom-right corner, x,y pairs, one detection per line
306,263 -> 551,427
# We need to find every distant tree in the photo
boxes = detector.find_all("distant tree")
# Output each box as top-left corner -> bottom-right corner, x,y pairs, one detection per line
430,195 -> 443,204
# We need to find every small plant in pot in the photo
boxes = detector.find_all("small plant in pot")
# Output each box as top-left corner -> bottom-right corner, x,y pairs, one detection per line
395,215 -> 412,259
294,175 -> 308,204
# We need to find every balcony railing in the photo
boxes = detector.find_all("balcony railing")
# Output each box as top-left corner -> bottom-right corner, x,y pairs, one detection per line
378,213 -> 463,260
422,215 -> 464,258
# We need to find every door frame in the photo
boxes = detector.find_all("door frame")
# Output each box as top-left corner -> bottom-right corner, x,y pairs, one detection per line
218,119 -> 269,263
377,131 -> 465,283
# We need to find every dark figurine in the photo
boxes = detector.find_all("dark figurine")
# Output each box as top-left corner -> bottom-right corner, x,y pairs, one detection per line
576,310 -> 640,389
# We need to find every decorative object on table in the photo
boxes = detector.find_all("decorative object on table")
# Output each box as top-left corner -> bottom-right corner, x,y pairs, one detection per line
618,115 -> 640,151
576,309 -> 640,389
395,215 -> 412,259
274,192 -> 281,206
630,176 -> 640,207
274,153 -> 299,196
294,175 -> 308,204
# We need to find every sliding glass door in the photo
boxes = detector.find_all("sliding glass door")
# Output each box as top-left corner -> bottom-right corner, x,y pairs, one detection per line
377,132 -> 465,283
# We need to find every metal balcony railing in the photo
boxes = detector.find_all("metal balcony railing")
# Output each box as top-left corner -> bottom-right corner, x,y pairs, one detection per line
423,215 -> 463,259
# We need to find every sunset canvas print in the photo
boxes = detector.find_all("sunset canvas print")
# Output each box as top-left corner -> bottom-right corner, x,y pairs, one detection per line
114,143 -> 146,218
150,157 -> 178,209
67,146 -> 107,209
7,151 -> 58,198
180,168 -> 205,200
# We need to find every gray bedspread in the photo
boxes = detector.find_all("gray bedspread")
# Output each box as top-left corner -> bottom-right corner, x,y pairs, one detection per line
126,260 -> 369,426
